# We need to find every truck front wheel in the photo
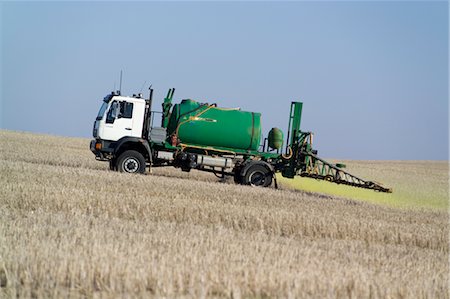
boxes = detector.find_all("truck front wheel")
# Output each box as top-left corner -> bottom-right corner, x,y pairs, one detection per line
109,159 -> 117,171
117,150 -> 146,174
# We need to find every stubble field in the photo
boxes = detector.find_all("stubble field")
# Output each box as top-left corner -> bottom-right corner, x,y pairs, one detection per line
0,130 -> 448,298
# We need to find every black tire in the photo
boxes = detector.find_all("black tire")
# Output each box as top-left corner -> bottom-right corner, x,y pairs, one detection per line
233,166 -> 243,184
117,150 -> 146,174
234,173 -> 243,184
242,164 -> 273,187
109,159 -> 117,171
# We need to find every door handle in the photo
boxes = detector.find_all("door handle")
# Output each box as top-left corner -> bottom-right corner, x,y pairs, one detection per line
125,128 -> 132,130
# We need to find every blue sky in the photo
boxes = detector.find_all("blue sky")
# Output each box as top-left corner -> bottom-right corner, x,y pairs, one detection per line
1,1 -> 448,160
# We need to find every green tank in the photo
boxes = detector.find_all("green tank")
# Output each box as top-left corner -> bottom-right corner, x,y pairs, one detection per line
167,99 -> 261,151
268,127 -> 283,150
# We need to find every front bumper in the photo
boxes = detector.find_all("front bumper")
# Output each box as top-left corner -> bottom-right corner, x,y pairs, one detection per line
90,139 -> 114,161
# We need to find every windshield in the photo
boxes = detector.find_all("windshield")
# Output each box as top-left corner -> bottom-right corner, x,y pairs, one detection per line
96,101 -> 108,120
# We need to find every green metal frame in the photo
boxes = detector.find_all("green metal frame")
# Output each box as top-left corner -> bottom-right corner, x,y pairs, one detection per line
287,102 -> 303,149
281,102 -> 304,178
161,88 -> 175,128
153,141 -> 281,160
299,152 -> 392,192
277,101 -> 392,192
153,91 -> 392,192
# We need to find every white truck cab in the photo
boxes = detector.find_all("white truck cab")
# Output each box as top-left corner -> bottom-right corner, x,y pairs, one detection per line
93,92 -> 146,141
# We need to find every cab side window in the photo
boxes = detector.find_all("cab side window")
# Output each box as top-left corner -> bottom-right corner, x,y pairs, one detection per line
106,101 -> 118,124
120,102 -> 133,118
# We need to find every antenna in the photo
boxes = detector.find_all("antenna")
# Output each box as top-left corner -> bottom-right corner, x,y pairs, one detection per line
139,81 -> 147,94
119,70 -> 123,94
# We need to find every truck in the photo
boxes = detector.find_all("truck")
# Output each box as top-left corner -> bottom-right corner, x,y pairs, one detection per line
90,87 -> 392,192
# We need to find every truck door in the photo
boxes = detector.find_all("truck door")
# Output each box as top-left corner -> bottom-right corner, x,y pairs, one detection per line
101,100 -> 136,141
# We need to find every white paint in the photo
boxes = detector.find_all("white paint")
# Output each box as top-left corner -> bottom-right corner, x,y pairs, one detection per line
95,96 -> 146,141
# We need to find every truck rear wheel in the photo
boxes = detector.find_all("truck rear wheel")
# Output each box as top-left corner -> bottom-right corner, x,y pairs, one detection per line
117,150 -> 146,174
243,164 -> 273,187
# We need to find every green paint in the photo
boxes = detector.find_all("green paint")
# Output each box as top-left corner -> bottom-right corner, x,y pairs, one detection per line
161,88 -> 175,128
154,141 -> 280,159
282,102 -> 304,178
268,128 -> 284,150
289,102 -> 303,147
167,99 -> 262,151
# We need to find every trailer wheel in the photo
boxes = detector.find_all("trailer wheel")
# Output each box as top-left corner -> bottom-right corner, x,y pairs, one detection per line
243,164 -> 273,187
117,150 -> 146,174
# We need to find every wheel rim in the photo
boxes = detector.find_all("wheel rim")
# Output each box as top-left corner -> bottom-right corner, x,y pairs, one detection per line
249,171 -> 266,186
123,157 -> 139,173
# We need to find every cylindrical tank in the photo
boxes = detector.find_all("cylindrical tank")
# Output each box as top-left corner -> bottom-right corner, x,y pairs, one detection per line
268,128 -> 284,150
167,99 -> 261,151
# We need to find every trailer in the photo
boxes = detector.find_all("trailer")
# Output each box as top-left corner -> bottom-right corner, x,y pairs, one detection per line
90,88 -> 392,193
